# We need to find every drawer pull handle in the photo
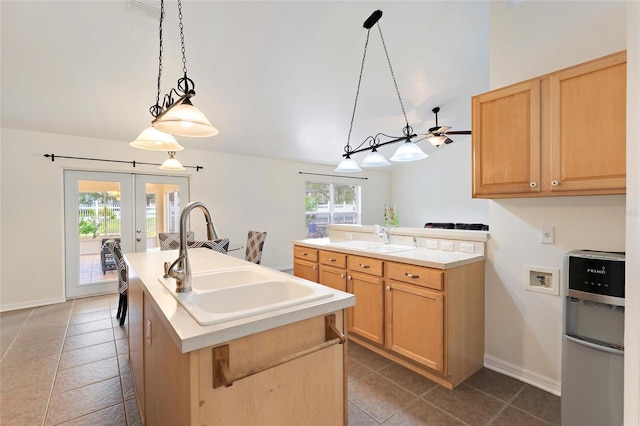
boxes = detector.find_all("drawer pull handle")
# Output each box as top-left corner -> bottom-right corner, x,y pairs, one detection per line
301,252 -> 308,256
359,264 -> 370,269
328,258 -> 336,262
340,273 -> 345,279
405,273 -> 420,279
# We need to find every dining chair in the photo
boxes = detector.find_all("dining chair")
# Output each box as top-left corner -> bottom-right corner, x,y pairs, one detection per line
158,231 -> 195,250
245,231 -> 267,264
104,239 -> 128,326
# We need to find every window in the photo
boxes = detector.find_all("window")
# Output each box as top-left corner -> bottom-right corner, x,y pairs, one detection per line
305,181 -> 361,238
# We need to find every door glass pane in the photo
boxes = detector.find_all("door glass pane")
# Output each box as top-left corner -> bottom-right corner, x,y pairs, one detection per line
144,183 -> 181,251
77,180 -> 121,286
333,184 -> 359,224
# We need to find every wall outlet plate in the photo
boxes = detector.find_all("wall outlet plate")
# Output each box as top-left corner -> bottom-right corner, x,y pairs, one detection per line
440,241 -> 454,251
460,243 -> 475,253
524,265 -> 560,295
426,239 -> 438,249
345,233 -> 352,240
540,226 -> 555,244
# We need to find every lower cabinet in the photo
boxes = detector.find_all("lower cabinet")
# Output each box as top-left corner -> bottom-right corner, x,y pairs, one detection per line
319,265 -> 347,292
293,258 -> 318,282
347,271 -> 384,345
385,280 -> 444,372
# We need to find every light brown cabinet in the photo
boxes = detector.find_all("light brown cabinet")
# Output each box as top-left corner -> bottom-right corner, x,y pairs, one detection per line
293,244 -> 485,389
292,246 -> 318,282
472,51 -> 626,198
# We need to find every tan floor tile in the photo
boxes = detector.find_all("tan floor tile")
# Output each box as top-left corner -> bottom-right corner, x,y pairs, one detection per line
63,328 -> 114,351
45,376 -> 123,425
2,334 -> 64,362
59,341 -> 117,370
16,324 -> 68,342
463,367 -> 526,402
491,406 -> 549,426
125,397 -> 143,426
23,314 -> 71,329
383,399 -> 466,425
1,353 -> 59,393
72,301 -> 111,316
118,353 -> 131,375
69,309 -> 111,325
0,384 -> 50,426
57,403 -> 127,426
511,384 -> 561,426
115,338 -> 129,356
53,357 -> 119,394
426,383 -> 506,426
113,324 -> 128,340
66,318 -> 113,337
349,372 -> 418,423
378,362 -> 439,397
348,401 -> 378,426
0,308 -> 33,329
120,372 -> 136,401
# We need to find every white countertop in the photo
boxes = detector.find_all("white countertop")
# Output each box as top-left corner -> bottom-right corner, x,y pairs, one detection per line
294,238 -> 485,269
125,248 -> 355,353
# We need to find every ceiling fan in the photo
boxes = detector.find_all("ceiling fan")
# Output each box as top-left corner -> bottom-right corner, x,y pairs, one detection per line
421,106 -> 472,147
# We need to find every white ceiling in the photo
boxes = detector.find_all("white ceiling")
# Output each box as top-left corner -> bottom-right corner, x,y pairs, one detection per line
1,1 -> 489,168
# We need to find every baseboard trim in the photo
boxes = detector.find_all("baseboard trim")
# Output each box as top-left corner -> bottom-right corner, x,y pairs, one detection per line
0,296 -> 67,313
484,354 -> 561,396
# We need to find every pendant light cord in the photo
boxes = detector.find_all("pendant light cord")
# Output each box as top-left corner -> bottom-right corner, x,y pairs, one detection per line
345,29 -> 371,153
150,0 -> 165,118
176,0 -> 194,94
377,22 -> 409,130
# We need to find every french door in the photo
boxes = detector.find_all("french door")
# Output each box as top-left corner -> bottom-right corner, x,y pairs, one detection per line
64,171 -> 189,298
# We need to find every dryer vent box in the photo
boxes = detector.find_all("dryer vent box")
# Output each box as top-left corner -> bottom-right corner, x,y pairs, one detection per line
524,265 -> 560,295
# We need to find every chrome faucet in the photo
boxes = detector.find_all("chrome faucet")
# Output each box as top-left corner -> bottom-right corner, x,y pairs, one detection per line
165,201 -> 219,293
373,224 -> 390,245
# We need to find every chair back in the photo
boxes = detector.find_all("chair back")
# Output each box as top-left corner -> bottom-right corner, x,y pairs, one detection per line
308,223 -> 318,235
188,238 -> 230,254
245,231 -> 267,264
104,239 -> 128,295
158,231 -> 195,250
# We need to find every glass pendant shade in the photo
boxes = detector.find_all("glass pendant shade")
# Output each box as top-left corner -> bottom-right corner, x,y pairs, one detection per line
335,156 -> 363,172
130,127 -> 184,151
360,148 -> 390,168
427,134 -> 448,147
159,151 -> 185,171
152,99 -> 219,137
390,141 -> 428,162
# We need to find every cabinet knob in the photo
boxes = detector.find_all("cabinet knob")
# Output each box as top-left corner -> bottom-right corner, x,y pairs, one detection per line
551,180 -> 559,186
530,182 -> 537,188
385,286 -> 391,291
312,266 -> 317,271
347,275 -> 352,281
340,273 -> 345,279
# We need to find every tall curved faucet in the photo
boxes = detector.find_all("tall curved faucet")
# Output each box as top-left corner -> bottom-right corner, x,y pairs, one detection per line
166,201 -> 219,292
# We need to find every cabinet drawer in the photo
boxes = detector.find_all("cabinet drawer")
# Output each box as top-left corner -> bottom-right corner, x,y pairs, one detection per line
387,262 -> 444,291
293,246 -> 318,262
348,255 -> 384,277
319,251 -> 347,268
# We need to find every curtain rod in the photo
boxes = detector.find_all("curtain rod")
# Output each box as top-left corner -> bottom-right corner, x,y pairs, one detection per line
298,171 -> 368,180
43,154 -> 203,171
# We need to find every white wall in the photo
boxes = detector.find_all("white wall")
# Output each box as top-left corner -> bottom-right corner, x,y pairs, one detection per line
0,128 -> 390,310
483,1 -> 628,394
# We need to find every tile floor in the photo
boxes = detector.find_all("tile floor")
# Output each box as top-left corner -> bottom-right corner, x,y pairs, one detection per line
1,294 -> 561,426
0,294 -> 140,425
79,254 -> 117,285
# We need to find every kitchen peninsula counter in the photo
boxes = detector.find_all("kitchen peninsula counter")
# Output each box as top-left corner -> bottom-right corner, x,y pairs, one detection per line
125,248 -> 354,425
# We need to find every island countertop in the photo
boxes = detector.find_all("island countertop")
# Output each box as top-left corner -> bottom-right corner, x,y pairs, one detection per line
293,238 -> 485,269
125,248 -> 355,353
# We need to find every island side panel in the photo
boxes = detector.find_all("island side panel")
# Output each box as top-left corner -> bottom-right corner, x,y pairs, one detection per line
197,311 -> 347,425
128,271 -> 145,423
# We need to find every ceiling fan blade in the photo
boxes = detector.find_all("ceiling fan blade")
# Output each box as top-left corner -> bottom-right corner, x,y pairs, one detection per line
428,126 -> 450,134
443,137 -> 454,144
445,130 -> 471,135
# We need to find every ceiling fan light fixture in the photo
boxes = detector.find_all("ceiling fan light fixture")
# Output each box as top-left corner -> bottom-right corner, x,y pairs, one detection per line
130,126 -> 184,151
390,141 -> 428,162
427,134 -> 448,147
335,155 -> 363,172
159,151 -> 185,171
360,148 -> 390,168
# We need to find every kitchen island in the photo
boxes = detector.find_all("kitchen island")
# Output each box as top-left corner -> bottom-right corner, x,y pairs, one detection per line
125,248 -> 354,426
293,228 -> 486,389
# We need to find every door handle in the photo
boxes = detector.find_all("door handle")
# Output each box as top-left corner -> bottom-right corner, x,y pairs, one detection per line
136,237 -> 142,242
136,229 -> 142,233
564,335 -> 623,356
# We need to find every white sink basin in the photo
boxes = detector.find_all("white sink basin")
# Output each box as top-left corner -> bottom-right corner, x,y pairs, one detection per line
325,240 -> 413,254
158,269 -> 333,326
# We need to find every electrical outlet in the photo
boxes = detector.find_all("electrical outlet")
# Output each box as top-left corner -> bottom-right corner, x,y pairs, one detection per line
426,240 -> 438,249
345,233 -> 352,240
440,241 -> 454,251
460,243 -> 475,253
540,226 -> 555,244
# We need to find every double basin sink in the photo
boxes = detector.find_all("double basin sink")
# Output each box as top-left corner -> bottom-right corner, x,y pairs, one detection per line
158,266 -> 333,326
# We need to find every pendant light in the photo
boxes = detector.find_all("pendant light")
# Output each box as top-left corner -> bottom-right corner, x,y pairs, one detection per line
335,10 -> 421,172
159,151 -> 185,171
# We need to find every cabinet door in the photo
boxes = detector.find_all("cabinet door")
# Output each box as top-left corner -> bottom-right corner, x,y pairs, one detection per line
347,272 -> 384,345
319,265 -> 347,292
385,280 -> 444,373
293,259 -> 319,283
549,52 -> 626,192
472,80 -> 541,197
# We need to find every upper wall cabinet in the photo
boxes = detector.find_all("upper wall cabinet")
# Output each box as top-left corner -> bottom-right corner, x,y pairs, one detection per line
472,51 -> 626,198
